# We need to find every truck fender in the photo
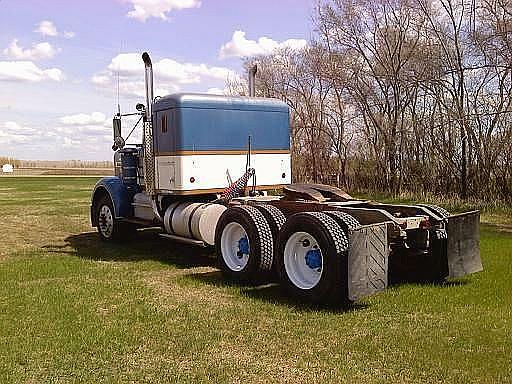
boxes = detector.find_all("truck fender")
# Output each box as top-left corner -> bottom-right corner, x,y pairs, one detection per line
90,176 -> 134,226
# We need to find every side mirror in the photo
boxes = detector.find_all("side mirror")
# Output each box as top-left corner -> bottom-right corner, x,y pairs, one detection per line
113,115 -> 122,139
112,115 -> 124,150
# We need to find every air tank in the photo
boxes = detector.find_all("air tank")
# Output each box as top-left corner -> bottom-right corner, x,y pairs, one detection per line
164,202 -> 226,245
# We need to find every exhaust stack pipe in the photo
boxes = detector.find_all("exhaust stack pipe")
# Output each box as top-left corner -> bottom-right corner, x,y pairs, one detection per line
140,52 -> 162,222
248,64 -> 257,97
142,52 -> 154,119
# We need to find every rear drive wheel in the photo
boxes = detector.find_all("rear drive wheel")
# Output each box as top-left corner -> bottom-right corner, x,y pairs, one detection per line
276,212 -> 349,305
215,205 -> 273,282
254,204 -> 286,272
325,211 -> 360,232
254,204 -> 286,240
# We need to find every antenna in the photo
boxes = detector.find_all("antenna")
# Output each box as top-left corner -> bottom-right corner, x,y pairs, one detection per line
116,73 -> 120,116
116,42 -> 121,115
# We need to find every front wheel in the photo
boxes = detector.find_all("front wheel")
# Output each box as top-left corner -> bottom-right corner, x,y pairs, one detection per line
95,195 -> 129,241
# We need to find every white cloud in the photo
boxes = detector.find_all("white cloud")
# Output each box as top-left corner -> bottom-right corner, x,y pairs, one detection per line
58,112 -> 114,138
62,137 -> 80,148
156,59 -> 234,84
107,53 -> 144,75
206,87 -> 227,95
0,61 -> 64,82
126,0 -> 201,22
91,74 -> 110,86
58,112 -> 111,137
35,20 -> 58,37
219,30 -> 307,59
0,119 -> 118,160
3,39 -> 59,60
60,112 -> 107,126
2,121 -> 39,135
0,121 -> 41,145
34,20 -> 75,38
92,52 -> 237,98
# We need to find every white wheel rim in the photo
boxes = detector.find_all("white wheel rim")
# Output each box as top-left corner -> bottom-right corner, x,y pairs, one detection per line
220,222 -> 250,271
284,231 -> 323,290
99,205 -> 114,238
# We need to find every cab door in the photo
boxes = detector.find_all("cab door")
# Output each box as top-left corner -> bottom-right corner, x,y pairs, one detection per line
154,109 -> 176,190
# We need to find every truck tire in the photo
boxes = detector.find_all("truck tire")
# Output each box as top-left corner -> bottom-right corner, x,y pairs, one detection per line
254,204 -> 286,238
276,212 -> 350,305
215,205 -> 273,282
95,195 -> 131,241
254,204 -> 286,272
419,204 -> 451,219
325,211 -> 360,232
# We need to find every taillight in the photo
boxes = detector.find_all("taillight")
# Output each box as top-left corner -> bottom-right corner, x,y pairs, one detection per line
419,218 -> 430,229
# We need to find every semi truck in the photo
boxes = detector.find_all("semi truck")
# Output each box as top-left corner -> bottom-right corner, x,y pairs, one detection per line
90,52 -> 482,305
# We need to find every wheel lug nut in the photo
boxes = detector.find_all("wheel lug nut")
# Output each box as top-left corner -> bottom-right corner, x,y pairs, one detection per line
302,239 -> 310,247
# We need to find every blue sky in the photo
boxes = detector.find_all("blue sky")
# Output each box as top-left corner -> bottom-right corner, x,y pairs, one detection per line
0,0 -> 313,160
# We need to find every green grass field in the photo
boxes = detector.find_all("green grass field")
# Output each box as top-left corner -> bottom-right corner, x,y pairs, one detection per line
0,177 -> 511,383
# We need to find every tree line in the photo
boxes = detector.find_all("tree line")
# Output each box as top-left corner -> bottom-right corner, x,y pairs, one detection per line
0,157 -> 21,167
230,0 -> 512,201
0,158 -> 113,169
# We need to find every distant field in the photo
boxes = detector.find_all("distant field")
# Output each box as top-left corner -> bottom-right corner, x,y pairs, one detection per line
0,167 -> 113,176
0,177 -> 510,383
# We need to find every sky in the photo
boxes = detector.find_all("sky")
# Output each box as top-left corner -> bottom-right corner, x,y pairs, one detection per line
0,0 -> 313,161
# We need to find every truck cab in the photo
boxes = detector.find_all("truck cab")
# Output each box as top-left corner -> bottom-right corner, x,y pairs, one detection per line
90,52 -> 482,306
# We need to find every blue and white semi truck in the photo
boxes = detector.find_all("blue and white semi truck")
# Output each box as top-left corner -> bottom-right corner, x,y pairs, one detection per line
90,52 -> 482,305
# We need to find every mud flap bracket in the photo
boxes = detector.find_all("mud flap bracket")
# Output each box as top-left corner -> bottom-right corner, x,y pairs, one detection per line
347,223 -> 389,301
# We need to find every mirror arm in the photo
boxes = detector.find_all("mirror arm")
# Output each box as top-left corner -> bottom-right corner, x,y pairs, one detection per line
119,112 -> 145,117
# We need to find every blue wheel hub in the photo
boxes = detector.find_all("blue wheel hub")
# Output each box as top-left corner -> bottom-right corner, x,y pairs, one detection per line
237,237 -> 249,258
305,249 -> 322,270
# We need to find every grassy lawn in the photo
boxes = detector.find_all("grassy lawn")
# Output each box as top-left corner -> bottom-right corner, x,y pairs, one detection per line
0,177 -> 510,383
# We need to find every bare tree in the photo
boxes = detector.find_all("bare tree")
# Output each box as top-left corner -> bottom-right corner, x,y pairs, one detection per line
225,0 -> 512,202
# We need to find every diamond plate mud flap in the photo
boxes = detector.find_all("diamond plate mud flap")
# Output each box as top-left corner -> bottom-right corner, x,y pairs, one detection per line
347,223 -> 389,301
446,211 -> 483,278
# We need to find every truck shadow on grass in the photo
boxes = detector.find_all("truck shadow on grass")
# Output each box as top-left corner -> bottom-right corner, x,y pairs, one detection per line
46,230 -> 366,313
49,229 -> 466,312
48,229 -> 217,269
189,270 -> 369,313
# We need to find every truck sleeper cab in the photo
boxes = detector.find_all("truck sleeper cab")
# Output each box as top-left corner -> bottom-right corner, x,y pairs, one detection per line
152,93 -> 291,194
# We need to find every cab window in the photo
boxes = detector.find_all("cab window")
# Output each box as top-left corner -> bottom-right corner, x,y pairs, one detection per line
161,114 -> 168,133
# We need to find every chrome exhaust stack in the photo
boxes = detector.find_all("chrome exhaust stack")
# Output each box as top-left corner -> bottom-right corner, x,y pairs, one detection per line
141,52 -> 162,221
142,52 -> 154,119
248,64 -> 257,97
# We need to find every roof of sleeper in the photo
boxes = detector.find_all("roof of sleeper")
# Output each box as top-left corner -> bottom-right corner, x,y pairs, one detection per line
152,93 -> 289,113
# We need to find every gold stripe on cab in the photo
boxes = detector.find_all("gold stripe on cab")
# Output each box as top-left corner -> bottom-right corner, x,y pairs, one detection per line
155,149 -> 290,156
156,184 -> 286,195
